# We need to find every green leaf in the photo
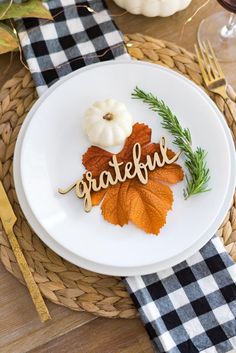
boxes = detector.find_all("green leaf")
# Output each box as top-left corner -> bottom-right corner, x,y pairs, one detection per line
0,23 -> 18,54
0,0 -> 53,20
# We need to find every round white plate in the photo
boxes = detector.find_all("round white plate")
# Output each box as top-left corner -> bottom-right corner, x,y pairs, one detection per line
14,61 -> 236,276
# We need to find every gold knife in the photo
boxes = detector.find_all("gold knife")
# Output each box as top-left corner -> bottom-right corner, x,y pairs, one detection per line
0,181 -> 51,322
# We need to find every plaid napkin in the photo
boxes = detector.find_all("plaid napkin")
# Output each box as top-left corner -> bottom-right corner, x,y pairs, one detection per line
16,1 -> 236,352
16,0 -> 129,95
125,236 -> 236,353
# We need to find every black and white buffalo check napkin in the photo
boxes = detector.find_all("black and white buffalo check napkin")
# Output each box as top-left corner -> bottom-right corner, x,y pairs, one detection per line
16,0 -> 129,94
16,1 -> 236,352
125,236 -> 236,353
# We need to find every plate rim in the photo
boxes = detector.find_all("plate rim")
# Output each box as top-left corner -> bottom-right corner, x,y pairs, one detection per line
14,60 -> 236,276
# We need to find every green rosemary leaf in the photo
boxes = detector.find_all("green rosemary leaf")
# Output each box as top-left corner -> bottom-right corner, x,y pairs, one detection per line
132,87 -> 210,199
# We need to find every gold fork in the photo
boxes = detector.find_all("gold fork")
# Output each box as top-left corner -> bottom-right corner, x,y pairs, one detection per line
195,41 -> 236,120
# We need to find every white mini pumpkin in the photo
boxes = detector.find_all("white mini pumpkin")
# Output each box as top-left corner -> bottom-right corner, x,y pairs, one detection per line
83,99 -> 133,147
113,0 -> 192,17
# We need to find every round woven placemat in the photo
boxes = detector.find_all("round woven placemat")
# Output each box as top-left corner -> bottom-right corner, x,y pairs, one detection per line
0,33 -> 236,319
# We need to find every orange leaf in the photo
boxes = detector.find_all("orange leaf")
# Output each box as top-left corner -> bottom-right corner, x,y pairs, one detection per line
83,123 -> 178,177
101,183 -> 130,226
118,123 -> 152,163
149,163 -> 184,184
91,188 -> 107,206
100,178 -> 173,234
83,123 -> 152,175
127,179 -> 173,234
82,122 -> 184,234
82,146 -> 112,179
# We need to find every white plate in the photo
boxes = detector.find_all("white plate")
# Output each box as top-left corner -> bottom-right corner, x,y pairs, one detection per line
14,61 -> 236,276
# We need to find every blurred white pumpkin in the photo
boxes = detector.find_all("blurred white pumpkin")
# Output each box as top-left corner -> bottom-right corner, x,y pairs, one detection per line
113,0 -> 192,17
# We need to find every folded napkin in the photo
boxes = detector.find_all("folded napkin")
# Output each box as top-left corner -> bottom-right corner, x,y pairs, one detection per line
125,236 -> 236,353
16,0 -> 129,94
16,1 -> 236,352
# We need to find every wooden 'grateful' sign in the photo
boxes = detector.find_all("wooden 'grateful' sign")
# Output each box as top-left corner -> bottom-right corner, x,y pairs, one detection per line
58,137 -> 180,212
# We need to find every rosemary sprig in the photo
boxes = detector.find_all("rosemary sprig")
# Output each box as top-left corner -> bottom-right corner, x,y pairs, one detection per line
132,87 -> 210,199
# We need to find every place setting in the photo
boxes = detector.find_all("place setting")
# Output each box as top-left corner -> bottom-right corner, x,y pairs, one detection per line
0,0 -> 236,352
13,60 -> 236,277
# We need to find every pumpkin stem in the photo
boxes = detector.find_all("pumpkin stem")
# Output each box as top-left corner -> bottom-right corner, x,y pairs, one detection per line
103,113 -> 114,121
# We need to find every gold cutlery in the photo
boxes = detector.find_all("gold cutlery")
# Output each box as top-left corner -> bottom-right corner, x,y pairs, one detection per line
195,41 -> 236,121
0,181 -> 51,322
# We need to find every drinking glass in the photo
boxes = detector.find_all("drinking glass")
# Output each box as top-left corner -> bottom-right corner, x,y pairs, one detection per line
198,0 -> 236,62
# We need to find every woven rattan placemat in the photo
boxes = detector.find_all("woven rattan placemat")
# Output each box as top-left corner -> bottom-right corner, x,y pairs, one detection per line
0,33 -> 236,319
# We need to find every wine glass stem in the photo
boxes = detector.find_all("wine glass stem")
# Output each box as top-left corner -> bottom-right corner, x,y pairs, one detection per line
221,13 -> 236,38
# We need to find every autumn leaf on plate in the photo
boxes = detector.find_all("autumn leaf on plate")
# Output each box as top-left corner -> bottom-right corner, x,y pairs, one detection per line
83,123 -> 184,235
